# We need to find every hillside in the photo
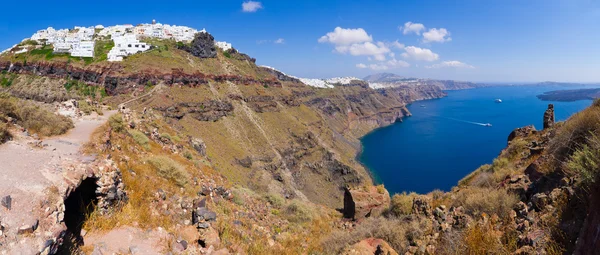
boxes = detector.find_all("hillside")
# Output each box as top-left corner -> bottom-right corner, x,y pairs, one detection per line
0,26 -> 447,254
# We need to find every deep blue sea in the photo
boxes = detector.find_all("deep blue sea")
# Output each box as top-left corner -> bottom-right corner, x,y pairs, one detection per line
359,85 -> 596,195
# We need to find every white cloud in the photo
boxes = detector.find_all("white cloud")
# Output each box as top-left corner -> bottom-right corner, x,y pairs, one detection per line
318,27 -> 372,45
386,58 -> 410,68
389,52 -> 395,58
356,58 -> 410,71
319,28 -> 390,60
336,41 -> 390,61
426,61 -> 474,69
422,28 -> 451,43
390,40 -> 405,50
401,46 -> 439,62
274,38 -> 285,44
402,22 -> 426,35
242,1 -> 263,12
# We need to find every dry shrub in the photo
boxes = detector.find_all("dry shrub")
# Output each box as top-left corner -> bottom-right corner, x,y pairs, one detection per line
389,192 -> 417,216
264,192 -> 285,208
146,156 -> 189,187
0,96 -> 73,136
322,216 -> 432,254
0,122 -> 10,144
549,102 -> 600,161
452,187 -> 518,220
128,130 -> 150,149
459,157 -> 517,188
108,114 -> 125,132
565,134 -> 600,187
506,138 -> 530,159
285,200 -> 314,223
462,223 -> 506,254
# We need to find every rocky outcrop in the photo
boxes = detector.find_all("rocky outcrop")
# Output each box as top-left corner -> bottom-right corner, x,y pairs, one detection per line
508,125 -> 537,144
178,32 -> 217,58
342,238 -> 399,255
343,186 -> 390,220
157,100 -> 234,122
259,66 -> 300,83
543,104 -> 555,129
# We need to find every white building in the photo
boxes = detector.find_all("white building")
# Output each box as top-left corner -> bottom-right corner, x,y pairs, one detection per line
107,34 -> 150,62
53,43 -> 71,54
71,41 -> 95,58
215,41 -> 232,51
22,21 -> 226,62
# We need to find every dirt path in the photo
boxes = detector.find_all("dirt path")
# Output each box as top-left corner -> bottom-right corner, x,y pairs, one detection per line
0,111 -> 115,254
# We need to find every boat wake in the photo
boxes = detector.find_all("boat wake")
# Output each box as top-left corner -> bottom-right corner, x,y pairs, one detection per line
425,114 -> 492,127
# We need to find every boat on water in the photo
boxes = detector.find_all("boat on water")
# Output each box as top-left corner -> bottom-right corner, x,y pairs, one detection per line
483,123 -> 492,127
420,104 -> 426,107
495,99 -> 503,103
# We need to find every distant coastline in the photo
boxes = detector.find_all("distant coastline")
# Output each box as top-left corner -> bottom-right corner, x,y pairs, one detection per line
537,88 -> 600,102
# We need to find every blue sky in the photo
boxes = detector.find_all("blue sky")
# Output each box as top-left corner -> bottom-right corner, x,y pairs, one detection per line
1,0 -> 599,82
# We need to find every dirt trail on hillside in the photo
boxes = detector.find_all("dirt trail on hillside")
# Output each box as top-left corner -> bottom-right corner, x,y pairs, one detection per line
0,111 -> 115,253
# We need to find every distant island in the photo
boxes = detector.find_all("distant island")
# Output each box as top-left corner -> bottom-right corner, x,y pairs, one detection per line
537,88 -> 600,102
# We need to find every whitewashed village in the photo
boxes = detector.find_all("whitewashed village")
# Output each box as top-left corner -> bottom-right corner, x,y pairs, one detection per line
1,20 -> 233,62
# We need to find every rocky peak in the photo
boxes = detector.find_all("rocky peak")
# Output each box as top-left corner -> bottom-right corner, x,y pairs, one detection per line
543,104 -> 555,129
178,32 -> 217,58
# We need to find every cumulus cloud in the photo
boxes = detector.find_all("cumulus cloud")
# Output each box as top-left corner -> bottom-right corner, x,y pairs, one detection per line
274,38 -> 285,44
402,22 -> 426,35
356,57 -> 410,71
422,28 -> 451,43
425,61 -> 474,69
401,46 -> 439,62
336,41 -> 390,61
242,1 -> 263,12
318,27 -> 372,45
319,27 -> 391,60
390,40 -> 405,50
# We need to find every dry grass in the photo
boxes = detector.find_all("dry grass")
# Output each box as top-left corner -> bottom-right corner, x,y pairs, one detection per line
108,114 -> 125,132
0,96 -> 73,137
549,101 -> 600,161
146,156 -> 190,187
452,187 -> 519,220
128,130 -> 150,149
459,157 -> 517,188
322,216 -> 433,254
389,192 -> 418,216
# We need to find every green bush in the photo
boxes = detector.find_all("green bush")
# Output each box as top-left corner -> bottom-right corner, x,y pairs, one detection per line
108,114 -> 125,132
566,135 -> 600,187
146,156 -> 190,187
264,193 -> 285,208
285,200 -> 313,223
128,130 -> 149,149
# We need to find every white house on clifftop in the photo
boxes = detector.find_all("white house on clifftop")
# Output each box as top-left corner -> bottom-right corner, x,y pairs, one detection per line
19,20 -> 235,62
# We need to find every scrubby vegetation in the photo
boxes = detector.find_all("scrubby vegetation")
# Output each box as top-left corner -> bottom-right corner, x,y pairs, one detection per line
0,122 -> 10,144
0,94 -> 73,136
128,129 -> 150,149
146,156 -> 190,187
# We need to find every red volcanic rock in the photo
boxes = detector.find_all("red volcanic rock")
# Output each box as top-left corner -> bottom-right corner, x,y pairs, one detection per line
343,186 -> 390,220
0,60 -> 281,96
342,238 -> 399,255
